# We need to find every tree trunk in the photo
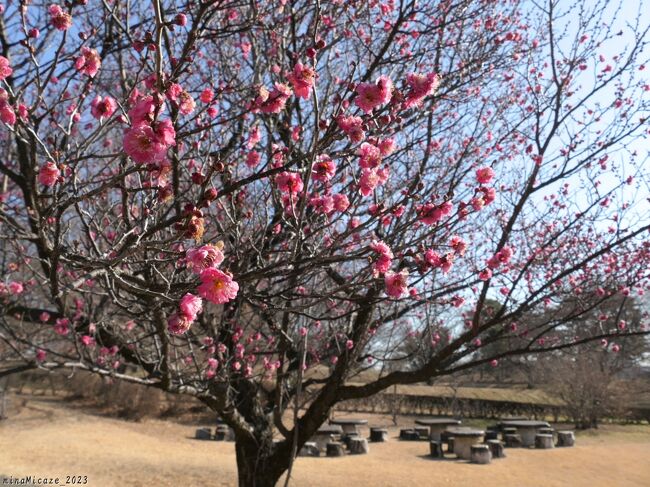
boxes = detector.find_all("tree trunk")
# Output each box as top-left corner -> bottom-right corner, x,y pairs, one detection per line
0,376 -> 9,420
234,436 -> 287,487
0,387 -> 6,419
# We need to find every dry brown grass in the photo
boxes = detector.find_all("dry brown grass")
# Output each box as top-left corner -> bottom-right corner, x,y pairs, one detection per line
60,372 -> 211,422
375,383 -> 563,405
1,394 -> 650,487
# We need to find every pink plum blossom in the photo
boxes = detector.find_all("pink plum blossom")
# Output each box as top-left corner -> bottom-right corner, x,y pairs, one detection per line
178,91 -> 196,115
476,166 -> 495,184
246,151 -> 261,168
309,195 -> 334,214
332,193 -> 350,212
128,96 -> 156,125
276,172 -> 304,195
49,5 -> 72,31
200,88 -> 214,104
74,48 -> 101,77
167,313 -> 192,335
0,89 -> 15,125
123,124 -> 169,164
153,119 -> 177,146
487,246 -> 513,269
179,293 -> 203,322
375,76 -> 393,104
359,167 -> 388,196
167,84 -> 196,115
312,155 -> 336,182
54,318 -> 70,335
38,161 -> 61,187
355,75 -> 393,113
370,240 -> 393,276
197,268 -> 239,304
0,104 -> 15,125
358,142 -> 382,169
8,281 -> 23,294
337,115 -> 365,142
186,244 -> 224,273
255,83 -> 292,113
404,72 -> 439,108
0,56 -> 12,81
417,201 -> 453,224
478,269 -> 493,281
451,295 -> 465,307
378,138 -> 396,156
246,126 -> 261,148
449,235 -> 467,256
425,250 -> 442,268
90,96 -> 117,120
287,62 -> 316,99
425,250 -> 454,274
385,270 -> 409,298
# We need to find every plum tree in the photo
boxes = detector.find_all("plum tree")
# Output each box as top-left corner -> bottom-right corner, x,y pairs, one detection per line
0,1 -> 649,485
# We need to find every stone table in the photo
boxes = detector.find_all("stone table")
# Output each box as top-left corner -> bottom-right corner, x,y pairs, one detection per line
329,418 -> 368,435
415,418 -> 462,441
445,427 -> 485,460
311,425 -> 343,451
498,420 -> 550,447
493,417 -> 527,431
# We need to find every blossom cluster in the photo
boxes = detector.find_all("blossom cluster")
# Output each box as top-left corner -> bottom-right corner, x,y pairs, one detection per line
167,244 -> 239,335
123,96 -> 176,164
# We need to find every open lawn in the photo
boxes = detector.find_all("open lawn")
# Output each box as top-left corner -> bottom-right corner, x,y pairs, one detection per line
1,394 -> 649,487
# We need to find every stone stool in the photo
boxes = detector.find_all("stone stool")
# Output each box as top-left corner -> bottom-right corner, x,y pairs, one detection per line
447,437 -> 455,453
504,434 -> 522,448
299,442 -> 320,457
370,427 -> 388,442
400,428 -> 420,441
535,434 -> 554,449
195,428 -> 212,440
343,432 -> 360,449
414,427 -> 430,440
487,439 -> 506,458
440,431 -> 454,443
470,444 -> 492,464
326,442 -> 345,457
214,424 -> 229,441
349,438 -> 369,454
429,440 -> 444,459
557,430 -> 575,447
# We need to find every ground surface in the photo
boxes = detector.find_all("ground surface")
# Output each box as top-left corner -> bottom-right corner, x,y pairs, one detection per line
1,395 -> 649,487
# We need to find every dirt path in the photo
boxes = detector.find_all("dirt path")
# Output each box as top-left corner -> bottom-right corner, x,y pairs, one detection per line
1,398 -> 649,487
